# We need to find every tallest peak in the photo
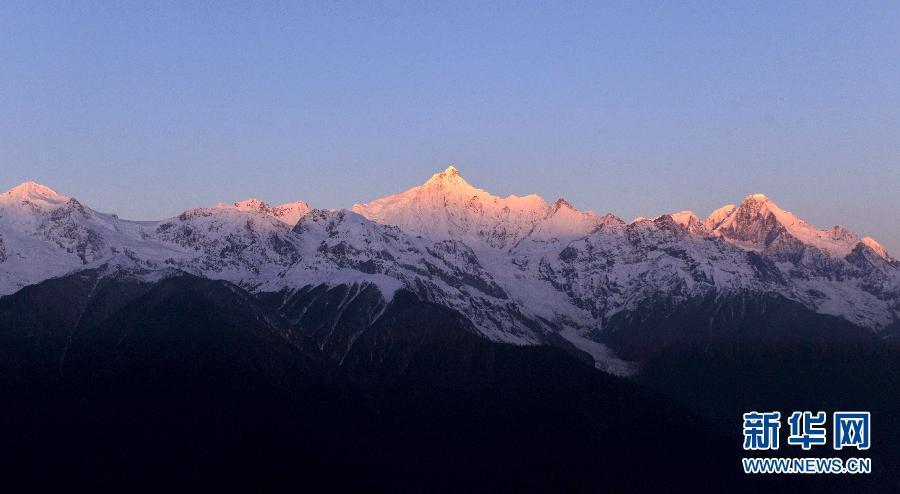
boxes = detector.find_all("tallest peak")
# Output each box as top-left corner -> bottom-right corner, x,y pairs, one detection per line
424,164 -> 470,188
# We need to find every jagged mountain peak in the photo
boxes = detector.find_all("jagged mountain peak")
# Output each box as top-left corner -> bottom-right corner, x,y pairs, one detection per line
735,193 -> 779,215
668,210 -> 699,223
631,211 -> 703,234
423,164 -> 472,190
715,193 -> 791,233
517,197 -> 603,244
704,204 -> 736,231
598,213 -> 626,229
667,211 -> 705,234
352,165 -> 550,248
711,193 -> 889,259
416,165 -> 545,205
551,197 -> 575,212
222,197 -> 311,226
744,193 -> 770,202
232,198 -> 270,210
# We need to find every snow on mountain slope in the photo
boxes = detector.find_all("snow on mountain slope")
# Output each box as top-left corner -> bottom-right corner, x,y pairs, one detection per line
0,181 -> 322,295
272,208 -> 547,344
524,198 -> 601,241
712,193 -> 870,258
510,200 -> 625,257
225,198 -> 311,226
532,215 -> 764,319
704,204 -> 736,231
352,166 -> 616,253
352,166 -> 550,249
347,169 -> 897,335
147,206 -> 303,289
2,181 -> 71,209
861,236 -> 890,260
0,182 -> 179,295
665,211 -> 706,235
531,213 -> 899,330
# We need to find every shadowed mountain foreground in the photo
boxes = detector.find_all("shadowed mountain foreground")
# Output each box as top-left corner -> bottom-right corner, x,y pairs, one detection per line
1,272 -> 897,492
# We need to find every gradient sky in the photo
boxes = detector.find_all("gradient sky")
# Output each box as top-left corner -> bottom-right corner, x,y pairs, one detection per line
2,1 -> 898,252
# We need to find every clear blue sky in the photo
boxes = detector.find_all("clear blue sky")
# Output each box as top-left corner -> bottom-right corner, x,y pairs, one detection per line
2,1 -> 898,252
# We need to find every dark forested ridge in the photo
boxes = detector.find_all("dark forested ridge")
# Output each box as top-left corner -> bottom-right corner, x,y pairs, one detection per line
0,271 -> 896,492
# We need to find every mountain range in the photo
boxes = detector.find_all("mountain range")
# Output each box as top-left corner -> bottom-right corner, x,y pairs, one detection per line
2,166 -> 899,491
1,166 -> 897,374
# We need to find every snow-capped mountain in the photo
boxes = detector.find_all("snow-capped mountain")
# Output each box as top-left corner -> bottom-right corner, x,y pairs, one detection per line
149,205 -> 303,284
522,198 -> 605,242
710,193 -> 888,259
0,182 -> 180,295
667,211 -> 706,235
1,168 -> 897,374
704,203 -> 737,231
352,166 -> 554,249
